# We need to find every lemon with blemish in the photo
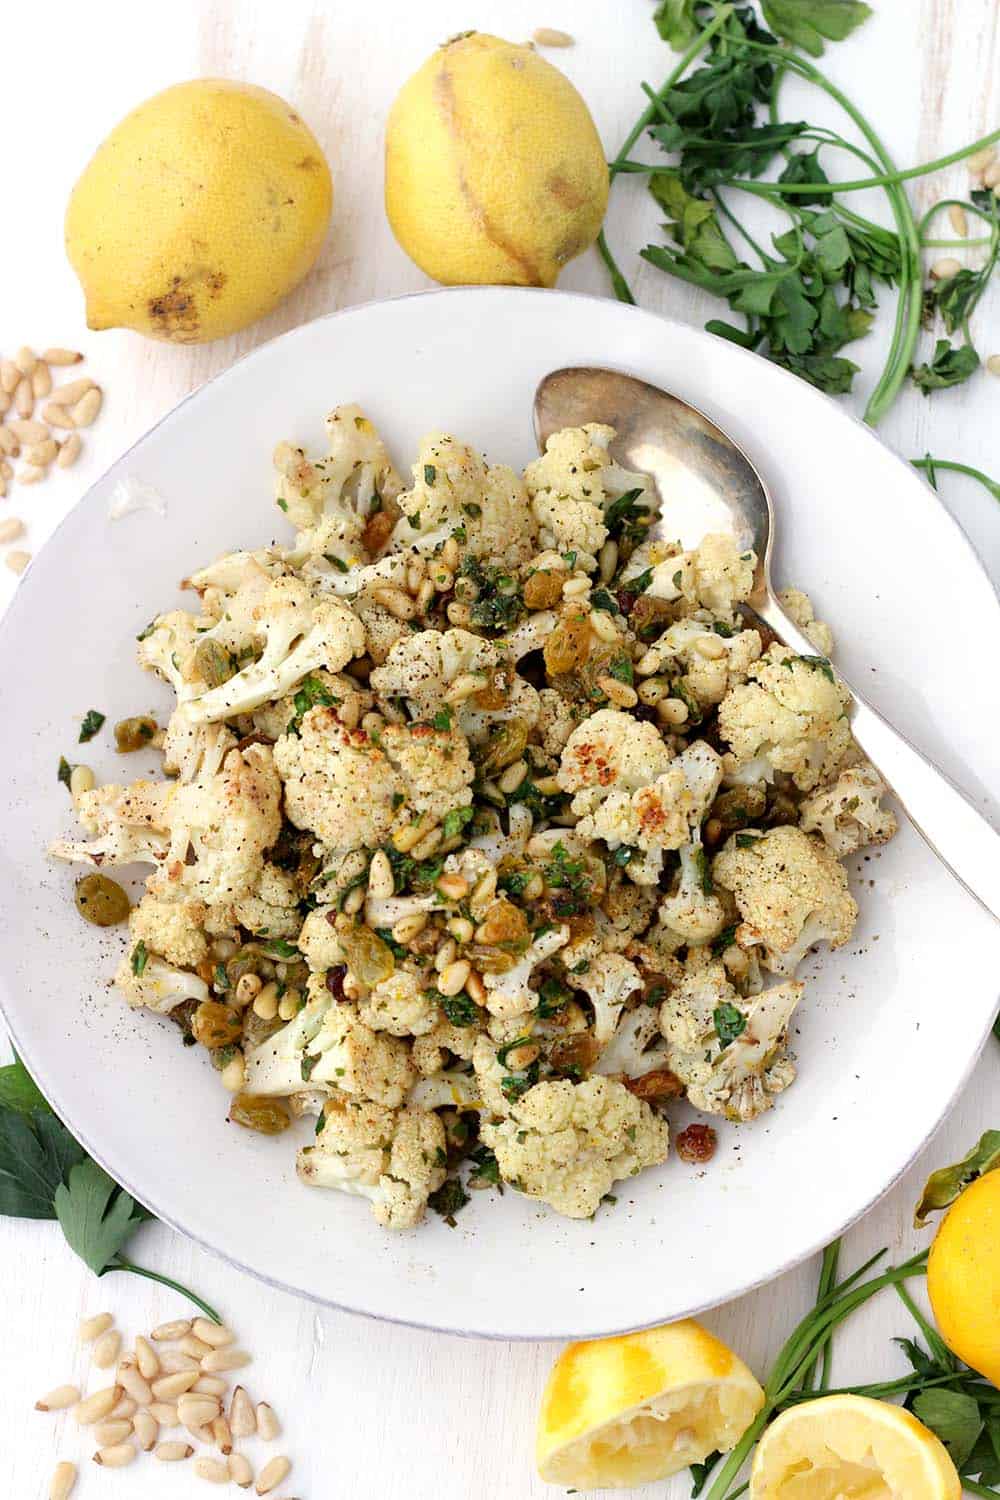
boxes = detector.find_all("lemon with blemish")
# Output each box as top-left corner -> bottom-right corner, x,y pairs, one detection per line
536,1318 -> 764,1488
66,80 -> 333,344
385,32 -> 608,288
927,1167 -> 1000,1386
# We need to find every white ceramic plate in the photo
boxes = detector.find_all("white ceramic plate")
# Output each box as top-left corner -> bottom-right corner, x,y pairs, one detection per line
1,288 -> 998,1340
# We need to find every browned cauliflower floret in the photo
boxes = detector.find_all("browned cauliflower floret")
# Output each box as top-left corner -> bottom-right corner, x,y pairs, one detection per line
798,763 -> 897,856
232,862 -> 302,939
623,533 -> 756,619
392,433 -> 538,568
713,824 -> 858,976
718,645 -> 852,791
636,616 -> 762,708
250,669 -> 373,742
127,892 -> 210,969
481,1076 -> 669,1219
297,1097 -> 446,1229
524,424 -> 654,569
777,586 -> 834,657
359,970 -> 439,1038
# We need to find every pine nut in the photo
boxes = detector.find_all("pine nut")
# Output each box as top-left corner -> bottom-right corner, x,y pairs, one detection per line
43,348 -> 83,366
202,1348 -> 251,1374
405,558 -> 425,592
256,1454 -> 291,1493
446,600 -> 471,626
437,959 -> 471,996
465,968 -> 487,1005
367,849 -> 394,899
156,1442 -> 194,1461
0,516 -> 27,547
341,882 -> 366,915
14,346 -> 37,375
221,1051 -> 247,1091
598,675 -> 638,708
74,1385 -> 122,1425
532,26 -> 574,45
148,1401 -> 179,1425
987,353 -> 1000,376
152,1318 -> 193,1342
234,972 -> 262,1008
47,377 -> 94,408
505,1041 -> 540,1070
186,1421 -> 216,1443
229,1452 -> 254,1487
93,1442 -> 136,1468
152,1370 -> 200,1399
255,1401 -> 280,1441
179,1333 -> 214,1359
984,160 -> 1000,188
135,1334 -> 159,1379
253,982 -> 280,1021
229,1386 -> 256,1438
598,537 -> 619,582
212,1414 -> 233,1452
434,937 -> 458,972
410,827 -> 443,861
49,1460 -> 77,1499
14,379 -> 35,418
133,1409 -> 158,1450
0,360 -> 20,393
693,633 -> 727,659
442,536 -> 460,569
391,911 -> 427,944
470,869 -> 497,915
117,1361 -> 153,1405
5,550 -> 31,574
157,1348 -> 200,1374
108,1395 -> 138,1421
25,438 -> 58,467
8,418 -> 48,442
589,608 -> 619,644
195,1456 -> 230,1482
94,1419 -> 134,1446
393,817 -> 429,853
178,1394 -> 221,1428
19,464 -> 45,485
36,1383 -> 81,1411
436,872 -> 470,901
0,392 -> 8,415
0,427 -> 19,456
968,145 -> 997,173
93,1329 -> 121,1368
947,203 -> 968,237
562,575 -> 590,598
447,915 -> 474,943
636,648 -> 662,675
32,363 -> 52,400
71,387 -> 103,427
43,403 -> 77,430
523,872 -> 544,900
194,1376 -> 228,1397
657,696 -> 689,726
931,256 -> 962,280
638,675 -> 669,706
499,759 -> 529,794
444,670 -> 483,703
0,458 -> 10,480
373,584 -> 416,619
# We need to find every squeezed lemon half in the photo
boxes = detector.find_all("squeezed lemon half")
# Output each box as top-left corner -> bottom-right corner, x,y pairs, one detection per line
536,1318 -> 764,1489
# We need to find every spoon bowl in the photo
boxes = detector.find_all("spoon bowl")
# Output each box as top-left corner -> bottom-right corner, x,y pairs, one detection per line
533,363 -> 1000,921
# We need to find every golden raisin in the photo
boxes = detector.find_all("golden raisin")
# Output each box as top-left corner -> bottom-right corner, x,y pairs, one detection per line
676,1122 -> 718,1163
624,1068 -> 685,1102
74,873 -> 131,927
543,610 -> 591,677
191,1001 -> 242,1049
228,1093 -> 291,1135
523,569 -> 566,610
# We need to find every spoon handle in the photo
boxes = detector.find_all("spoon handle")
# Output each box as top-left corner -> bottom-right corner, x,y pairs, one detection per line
755,596 -> 1000,923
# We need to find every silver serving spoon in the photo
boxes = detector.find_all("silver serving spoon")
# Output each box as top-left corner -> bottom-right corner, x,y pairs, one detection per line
534,366 -> 1000,922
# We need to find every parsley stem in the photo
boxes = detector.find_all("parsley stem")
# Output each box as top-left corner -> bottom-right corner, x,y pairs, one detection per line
724,122 -> 1000,194
911,457 -> 1000,502
106,1255 -> 222,1324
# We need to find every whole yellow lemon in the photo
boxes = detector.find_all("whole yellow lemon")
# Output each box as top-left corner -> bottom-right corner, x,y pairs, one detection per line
66,80 -> 333,343
927,1168 -> 1000,1384
385,32 -> 608,288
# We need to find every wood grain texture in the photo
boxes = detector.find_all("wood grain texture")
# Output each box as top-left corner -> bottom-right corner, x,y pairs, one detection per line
1,1 -> 998,1495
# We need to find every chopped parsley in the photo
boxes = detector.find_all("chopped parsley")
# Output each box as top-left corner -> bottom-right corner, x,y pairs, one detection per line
459,557 -> 524,633
562,550 -> 577,569
496,1034 -> 534,1068
711,922 -> 739,957
543,841 -> 596,916
442,804 -> 474,840
432,706 -> 453,731
276,497 -> 289,512
375,928 -> 408,960
57,756 -> 74,789
423,464 -> 437,486
135,619 -> 157,642
467,1145 -> 502,1189
323,553 -> 350,573
714,1001 -> 747,1048
712,620 -> 735,638
78,709 -> 106,743
692,846 -> 714,895
261,938 -> 301,960
286,674 -> 337,734
603,487 -> 651,545
629,567 -> 653,594
736,832 -> 762,849
428,1176 -> 469,1226
130,941 -> 149,977
589,587 -> 619,614
537,977 -> 571,1019
499,869 -> 531,898
437,992 -> 480,1027
608,655 -> 634,685
301,1053 -> 319,1082
798,654 -> 836,683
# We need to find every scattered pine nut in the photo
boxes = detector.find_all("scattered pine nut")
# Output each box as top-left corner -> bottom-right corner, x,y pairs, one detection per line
194,1376 -> 228,1397
108,1394 -> 138,1422
49,1461 -> 77,1500
202,1347 -> 251,1373
35,1383 -> 81,1412
256,1455 -> 291,1494
187,1420 -> 216,1444
221,1051 -> 247,1091
157,1348 -> 200,1374
930,256 -> 962,280
43,403 -> 77,430
986,353 -> 1000,376
31,363 -> 52,400
117,1360 -> 153,1406
75,1385 -> 124,1426
256,1401 -> 280,1441
968,145 -> 997,173
156,1441 -> 194,1461
133,1408 -> 159,1451
47,377 -> 94,408
229,1453 -> 254,1488
946,202 -> 968,238
0,391 -> 9,415
0,457 -> 10,480
0,360 -> 20,394
135,1334 -> 160,1380
94,1419 -> 133,1446
179,1333 -> 214,1360
151,1370 -> 200,1399
92,1329 -> 122,1368
229,1385 -> 256,1438
194,1455 -> 230,1483
25,437 -> 58,468
212,1413 -> 234,1453
94,1441 -> 137,1468
0,427 -> 18,456
19,464 -> 45,485
984,160 -> 1000,188
151,1318 -> 192,1341
8,417 -> 48,443
532,26 -> 574,45
14,377 -> 34,418
178,1394 -> 221,1428
148,1400 -> 179,1425
43,347 -> 83,366
71,387 -> 102,427
14,346 -> 37,375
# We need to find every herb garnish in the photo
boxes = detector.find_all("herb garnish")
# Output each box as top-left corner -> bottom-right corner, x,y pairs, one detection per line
428,1176 -> 469,1226
286,674 -> 337,735
57,756 -> 74,789
713,1001 -> 747,1046
130,941 -> 149,978
78,710 -> 106,743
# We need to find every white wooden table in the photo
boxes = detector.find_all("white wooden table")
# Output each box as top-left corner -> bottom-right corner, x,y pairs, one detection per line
3,2 -> 998,1494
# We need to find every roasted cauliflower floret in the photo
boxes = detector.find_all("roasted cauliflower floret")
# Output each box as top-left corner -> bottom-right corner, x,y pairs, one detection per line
113,951 -> 209,1014
297,906 -> 343,972
369,627 -> 499,722
623,533 -> 756,619
481,1076 -> 669,1219
481,924 -> 570,1019
718,645 -> 852,791
558,708 -> 675,811
161,707 -> 236,784
297,1097 -> 446,1229
713,824 -> 858,976
391,433 -> 538,567
412,1017 -> 484,1076
127,891 -> 209,969
359,971 -> 439,1038
567,952 -> 643,1043
657,841 -> 730,946
777,586 -> 834,658
136,610 -> 208,702
799,763 -> 898,856
232,862 -> 302,939
637,617 -> 762,707
660,960 -> 802,1121
50,779 -> 174,869
305,996 -> 416,1106
379,721 -> 474,825
525,423 -> 654,569
250,669 -> 372,743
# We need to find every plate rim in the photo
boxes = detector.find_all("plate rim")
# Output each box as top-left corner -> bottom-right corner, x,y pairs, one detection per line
2,284 -> 998,1340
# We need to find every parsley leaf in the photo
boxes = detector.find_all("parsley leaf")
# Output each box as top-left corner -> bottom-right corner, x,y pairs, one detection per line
130,941 -> 149,977
912,1389 -> 983,1470
286,674 -> 337,735
428,1176 -> 469,1226
761,0 -> 872,57
437,991 -> 480,1027
911,339 -> 980,393
54,1159 -> 152,1276
713,1001 -> 747,1047
0,1054 -> 48,1117
78,709 -> 106,743
442,804 -> 474,840
57,756 -> 74,789
423,464 -> 436,485
0,1107 -> 87,1218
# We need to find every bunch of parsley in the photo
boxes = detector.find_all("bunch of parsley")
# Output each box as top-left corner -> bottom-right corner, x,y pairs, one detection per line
0,1051 -> 219,1319
599,1 -> 1000,422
